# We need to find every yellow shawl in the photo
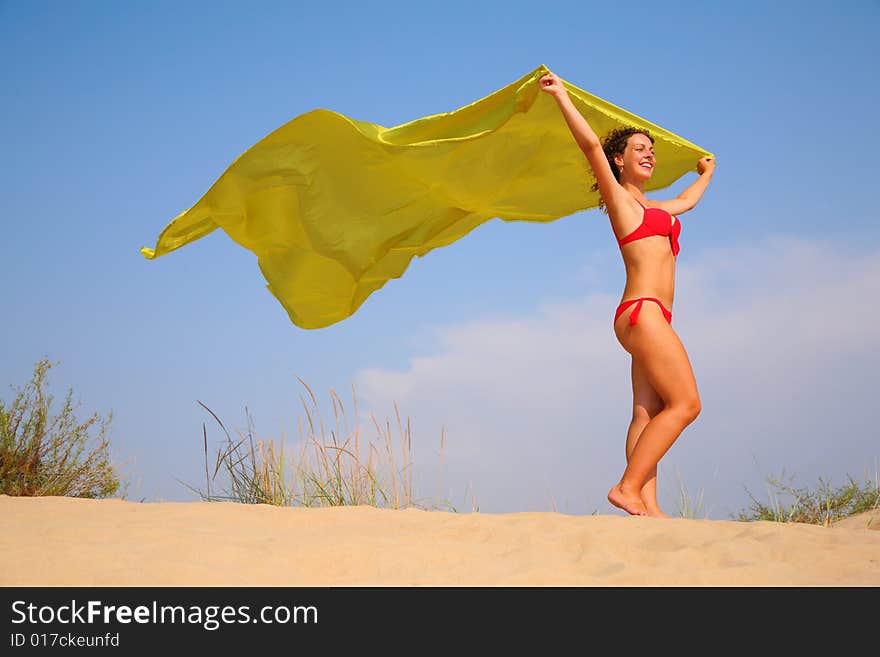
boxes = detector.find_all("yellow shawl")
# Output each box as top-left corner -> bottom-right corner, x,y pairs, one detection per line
141,64 -> 712,329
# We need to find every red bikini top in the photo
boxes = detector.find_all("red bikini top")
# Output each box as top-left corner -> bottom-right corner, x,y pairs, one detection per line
615,199 -> 681,257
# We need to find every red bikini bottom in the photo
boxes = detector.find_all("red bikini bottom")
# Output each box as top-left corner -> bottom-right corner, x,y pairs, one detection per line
614,297 -> 672,326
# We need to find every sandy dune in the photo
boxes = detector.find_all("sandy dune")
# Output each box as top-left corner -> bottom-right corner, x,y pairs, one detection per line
2,495 -> 877,586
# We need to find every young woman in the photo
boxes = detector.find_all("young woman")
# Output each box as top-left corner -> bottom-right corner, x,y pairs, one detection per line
539,70 -> 715,517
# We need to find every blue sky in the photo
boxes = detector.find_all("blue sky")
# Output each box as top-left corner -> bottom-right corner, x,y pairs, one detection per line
2,0 -> 878,518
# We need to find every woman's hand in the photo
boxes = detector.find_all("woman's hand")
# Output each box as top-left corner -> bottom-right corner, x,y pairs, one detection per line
697,156 -> 715,175
539,72 -> 568,100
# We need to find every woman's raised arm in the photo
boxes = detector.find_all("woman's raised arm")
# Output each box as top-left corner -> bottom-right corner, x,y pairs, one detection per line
650,157 -> 715,216
539,72 -> 622,207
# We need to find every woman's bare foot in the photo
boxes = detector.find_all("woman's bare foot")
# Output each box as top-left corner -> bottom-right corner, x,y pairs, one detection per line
607,484 -> 648,516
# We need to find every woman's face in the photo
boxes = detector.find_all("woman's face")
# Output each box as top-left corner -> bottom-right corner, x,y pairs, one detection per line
616,133 -> 655,182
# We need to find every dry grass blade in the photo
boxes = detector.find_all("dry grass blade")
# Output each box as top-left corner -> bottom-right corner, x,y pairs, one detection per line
188,377 -> 451,512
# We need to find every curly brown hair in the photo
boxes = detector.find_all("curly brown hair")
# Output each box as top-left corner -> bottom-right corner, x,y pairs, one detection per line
590,126 -> 654,210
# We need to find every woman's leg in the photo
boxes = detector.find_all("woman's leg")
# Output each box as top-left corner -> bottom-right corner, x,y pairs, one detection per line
627,356 -> 667,517
610,303 -> 701,516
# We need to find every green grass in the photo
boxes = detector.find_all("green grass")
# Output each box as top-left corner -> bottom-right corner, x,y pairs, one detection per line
0,358 -> 120,498
4,359 -> 876,526
183,377 -> 457,511
736,467 -> 880,526
673,468 -> 708,519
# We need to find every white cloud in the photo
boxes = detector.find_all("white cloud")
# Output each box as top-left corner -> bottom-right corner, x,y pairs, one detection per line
355,235 -> 880,518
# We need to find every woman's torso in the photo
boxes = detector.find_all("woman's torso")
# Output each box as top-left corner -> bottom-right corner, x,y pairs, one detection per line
608,198 -> 679,307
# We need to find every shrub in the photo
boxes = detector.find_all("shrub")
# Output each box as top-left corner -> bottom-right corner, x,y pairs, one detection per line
184,377 -> 452,511
736,469 -> 880,526
0,358 -> 120,498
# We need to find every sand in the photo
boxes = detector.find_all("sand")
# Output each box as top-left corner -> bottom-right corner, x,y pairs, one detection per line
2,495 -> 877,586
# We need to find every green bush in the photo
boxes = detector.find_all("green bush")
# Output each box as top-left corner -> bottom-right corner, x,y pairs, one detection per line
185,377 -> 453,511
0,358 -> 120,498
737,469 -> 880,525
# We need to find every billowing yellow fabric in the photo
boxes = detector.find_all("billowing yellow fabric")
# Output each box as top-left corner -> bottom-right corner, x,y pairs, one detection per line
141,64 -> 712,329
